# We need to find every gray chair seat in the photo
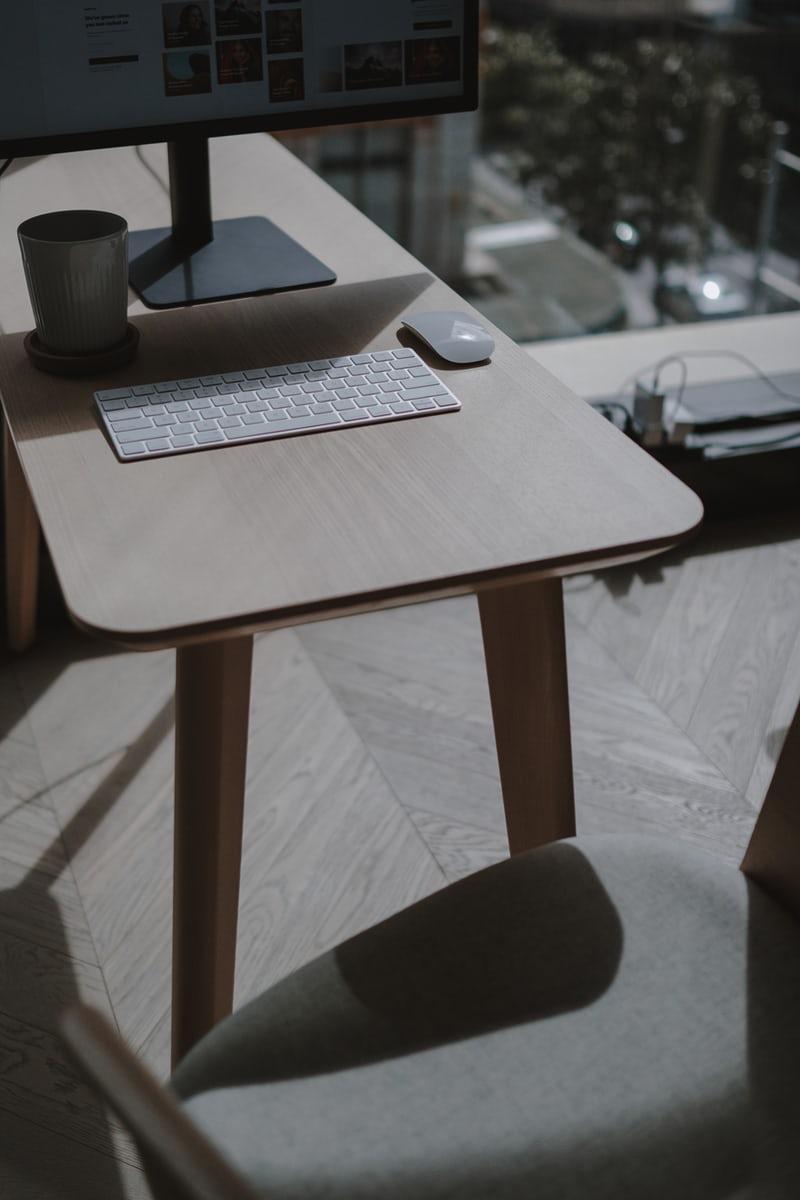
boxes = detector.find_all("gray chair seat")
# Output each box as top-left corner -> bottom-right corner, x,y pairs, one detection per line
171,834 -> 800,1200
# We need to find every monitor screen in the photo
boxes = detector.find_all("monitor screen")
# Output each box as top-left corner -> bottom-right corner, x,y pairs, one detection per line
0,1 -> 478,156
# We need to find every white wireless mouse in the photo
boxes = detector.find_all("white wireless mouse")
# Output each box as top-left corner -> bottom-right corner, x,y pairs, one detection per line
402,310 -> 495,365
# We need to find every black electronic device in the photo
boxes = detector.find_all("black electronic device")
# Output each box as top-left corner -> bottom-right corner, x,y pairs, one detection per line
1,2 -> 479,307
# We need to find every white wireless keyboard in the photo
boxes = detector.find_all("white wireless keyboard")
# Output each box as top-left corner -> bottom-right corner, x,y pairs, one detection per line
95,348 -> 461,461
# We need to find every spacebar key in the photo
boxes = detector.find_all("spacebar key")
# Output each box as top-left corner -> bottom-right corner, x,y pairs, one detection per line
266,413 -> 341,435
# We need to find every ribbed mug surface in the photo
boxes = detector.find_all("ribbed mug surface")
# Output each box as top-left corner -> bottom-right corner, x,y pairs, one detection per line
18,211 -> 128,356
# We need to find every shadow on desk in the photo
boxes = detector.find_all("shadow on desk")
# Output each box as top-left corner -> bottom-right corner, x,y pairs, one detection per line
6,272 -> 435,444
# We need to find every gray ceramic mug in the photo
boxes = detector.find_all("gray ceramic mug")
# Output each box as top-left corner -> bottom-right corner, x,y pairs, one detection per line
17,210 -> 128,356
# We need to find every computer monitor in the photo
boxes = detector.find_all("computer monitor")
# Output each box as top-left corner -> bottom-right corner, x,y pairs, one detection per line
0,2 -> 479,307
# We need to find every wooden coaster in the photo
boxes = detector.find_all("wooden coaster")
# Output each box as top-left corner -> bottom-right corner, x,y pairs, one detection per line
24,323 -> 140,376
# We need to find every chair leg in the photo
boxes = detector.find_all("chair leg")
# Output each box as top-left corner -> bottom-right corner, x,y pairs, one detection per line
4,421 -> 39,652
478,577 -> 576,854
172,635 -> 254,1067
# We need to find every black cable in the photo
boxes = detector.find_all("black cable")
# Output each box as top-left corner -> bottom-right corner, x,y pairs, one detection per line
0,157 -> 14,179
134,145 -> 169,196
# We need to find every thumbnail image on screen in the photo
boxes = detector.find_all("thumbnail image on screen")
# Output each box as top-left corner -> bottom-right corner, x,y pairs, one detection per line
266,9 -> 303,55
214,0 -> 262,36
344,43 -> 403,91
216,37 -> 263,84
163,50 -> 212,95
162,3 -> 212,48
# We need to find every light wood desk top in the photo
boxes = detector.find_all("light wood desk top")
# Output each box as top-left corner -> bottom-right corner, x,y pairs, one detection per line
0,135 -> 702,648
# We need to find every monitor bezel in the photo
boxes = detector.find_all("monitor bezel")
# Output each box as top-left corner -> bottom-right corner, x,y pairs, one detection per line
0,2 -> 480,159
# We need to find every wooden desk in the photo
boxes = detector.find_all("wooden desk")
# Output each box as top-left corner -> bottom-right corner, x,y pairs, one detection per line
0,135 -> 702,1065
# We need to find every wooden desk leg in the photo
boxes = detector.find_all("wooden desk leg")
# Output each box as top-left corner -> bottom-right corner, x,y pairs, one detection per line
478,577 -> 576,854
172,635 -> 254,1068
4,421 -> 40,652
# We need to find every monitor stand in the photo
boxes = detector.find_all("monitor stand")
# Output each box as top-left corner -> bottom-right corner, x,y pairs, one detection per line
128,138 -> 336,309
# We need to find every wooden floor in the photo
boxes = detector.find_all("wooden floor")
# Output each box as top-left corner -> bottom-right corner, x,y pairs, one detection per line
1,511 -> 800,1198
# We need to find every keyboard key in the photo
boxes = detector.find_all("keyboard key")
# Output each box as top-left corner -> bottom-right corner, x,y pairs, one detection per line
267,412 -> 341,434
100,399 -> 126,412
412,398 -> 437,411
358,384 -> 379,396
178,377 -> 202,389
392,348 -> 416,358
246,400 -> 269,412
174,389 -> 197,402
349,364 -> 369,375
387,370 -> 410,381
390,401 -> 414,413
270,396 -> 292,409
224,425 -> 258,440
301,381 -> 323,393
194,420 -> 218,433
196,386 -> 220,398
334,387 -> 358,399
368,372 -> 389,383
154,414 -> 178,426
351,354 -> 372,364
244,368 -> 266,380
120,442 -> 146,455
195,430 -> 225,444
170,434 -> 196,448
177,411 -> 198,424
266,366 -> 287,377
399,386 -> 448,402
256,388 -> 279,401
266,409 -> 289,421
309,402 -> 334,414
200,374 -> 223,385
112,417 -> 154,432
117,428 -> 154,443
340,409 -> 365,422
287,363 -> 308,374
133,384 -> 156,396
166,401 -> 190,413
371,351 -> 393,361
328,367 -> 348,378
242,412 -> 266,425
146,438 -> 172,451
279,384 -> 302,397
309,359 -> 330,370
287,406 -> 310,418
334,398 -> 355,411
355,395 -> 377,408
221,403 -> 245,416
408,366 -> 435,378
435,396 -> 458,408
218,415 -> 242,428
156,381 -> 178,394
99,387 -> 132,401
380,380 -> 402,393
222,371 -> 245,383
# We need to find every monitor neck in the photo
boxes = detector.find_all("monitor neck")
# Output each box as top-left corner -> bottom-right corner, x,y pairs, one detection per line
168,138 -> 212,250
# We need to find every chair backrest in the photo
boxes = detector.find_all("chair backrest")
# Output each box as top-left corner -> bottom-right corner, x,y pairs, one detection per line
742,692 -> 800,923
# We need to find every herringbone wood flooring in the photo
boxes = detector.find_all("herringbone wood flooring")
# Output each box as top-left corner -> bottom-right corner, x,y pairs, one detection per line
2,512 -> 800,1198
